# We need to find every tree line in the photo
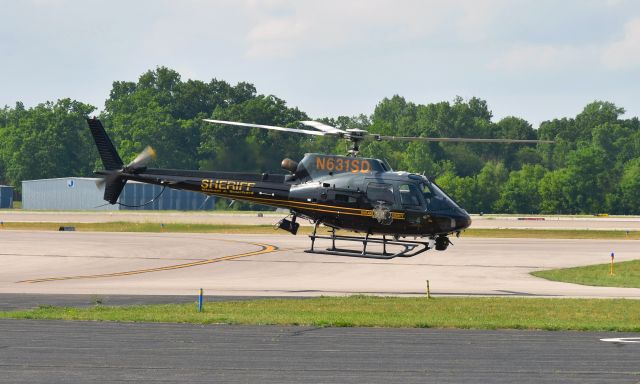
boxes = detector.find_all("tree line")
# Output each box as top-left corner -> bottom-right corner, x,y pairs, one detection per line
1,67 -> 639,214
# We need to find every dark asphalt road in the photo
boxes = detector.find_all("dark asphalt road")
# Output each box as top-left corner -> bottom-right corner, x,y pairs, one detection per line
1,319 -> 638,383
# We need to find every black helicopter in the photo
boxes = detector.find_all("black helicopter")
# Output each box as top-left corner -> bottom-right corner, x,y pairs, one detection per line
87,118 -> 551,259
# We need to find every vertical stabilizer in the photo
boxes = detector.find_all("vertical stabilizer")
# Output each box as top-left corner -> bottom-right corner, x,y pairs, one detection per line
87,118 -> 127,204
87,118 -> 123,171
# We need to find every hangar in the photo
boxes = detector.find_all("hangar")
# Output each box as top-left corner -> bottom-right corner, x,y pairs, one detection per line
22,177 -> 215,211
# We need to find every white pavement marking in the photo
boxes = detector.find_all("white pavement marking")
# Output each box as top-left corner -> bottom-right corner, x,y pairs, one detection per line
600,337 -> 640,343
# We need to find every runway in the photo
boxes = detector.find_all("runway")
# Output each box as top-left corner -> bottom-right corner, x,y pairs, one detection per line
1,230 -> 639,298
1,319 -> 638,383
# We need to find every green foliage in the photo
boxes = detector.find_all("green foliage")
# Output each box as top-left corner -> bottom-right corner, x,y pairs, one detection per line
435,172 -> 476,210
1,67 -> 639,214
539,168 -> 573,213
199,94 -> 308,172
434,161 -> 508,213
495,165 -> 547,213
618,158 -> 640,212
101,67 -> 253,170
0,99 -> 96,188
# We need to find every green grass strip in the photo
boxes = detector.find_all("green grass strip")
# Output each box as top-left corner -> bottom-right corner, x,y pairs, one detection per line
465,228 -> 640,239
0,221 -> 277,233
1,221 -> 639,239
533,259 -> 640,288
2,296 -> 639,331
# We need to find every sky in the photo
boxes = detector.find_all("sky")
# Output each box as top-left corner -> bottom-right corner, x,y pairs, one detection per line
2,0 -> 640,127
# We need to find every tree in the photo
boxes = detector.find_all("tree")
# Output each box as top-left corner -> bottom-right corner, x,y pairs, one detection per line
575,101 -> 625,141
199,95 -> 308,172
366,95 -> 417,168
495,165 -> 547,213
618,158 -> 640,213
474,161 -> 509,213
435,172 -> 477,212
495,116 -> 537,169
102,67 -> 260,170
539,168 -> 574,213
539,146 -> 612,214
0,99 -> 97,190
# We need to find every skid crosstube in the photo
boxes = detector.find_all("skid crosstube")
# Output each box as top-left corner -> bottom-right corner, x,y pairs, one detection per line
304,228 -> 430,259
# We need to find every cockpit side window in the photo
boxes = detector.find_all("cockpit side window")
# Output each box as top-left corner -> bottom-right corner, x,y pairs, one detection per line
420,182 -> 431,197
366,183 -> 395,204
398,183 -> 422,208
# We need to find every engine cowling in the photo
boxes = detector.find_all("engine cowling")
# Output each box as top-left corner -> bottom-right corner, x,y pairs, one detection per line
281,158 -> 298,173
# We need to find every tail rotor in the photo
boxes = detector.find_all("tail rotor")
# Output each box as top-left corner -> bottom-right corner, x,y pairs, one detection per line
87,118 -> 156,204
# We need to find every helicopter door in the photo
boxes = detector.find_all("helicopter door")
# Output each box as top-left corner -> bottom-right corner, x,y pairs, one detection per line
366,182 -> 395,225
397,183 -> 424,228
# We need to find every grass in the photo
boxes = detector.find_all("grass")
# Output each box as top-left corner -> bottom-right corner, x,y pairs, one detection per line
0,221 -> 278,234
0,221 -> 639,239
464,228 -> 640,240
533,259 -> 640,288
0,222 -> 340,235
1,296 -> 639,331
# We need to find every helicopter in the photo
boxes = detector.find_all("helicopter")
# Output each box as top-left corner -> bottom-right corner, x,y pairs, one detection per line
87,117 -> 552,259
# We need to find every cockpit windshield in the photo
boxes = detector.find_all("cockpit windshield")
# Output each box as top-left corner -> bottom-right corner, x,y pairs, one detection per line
419,180 -> 460,211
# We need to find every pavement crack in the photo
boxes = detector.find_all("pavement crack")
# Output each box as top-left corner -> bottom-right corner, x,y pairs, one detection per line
289,326 -> 325,337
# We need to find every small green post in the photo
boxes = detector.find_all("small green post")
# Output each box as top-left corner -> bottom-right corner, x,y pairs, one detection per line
426,280 -> 431,299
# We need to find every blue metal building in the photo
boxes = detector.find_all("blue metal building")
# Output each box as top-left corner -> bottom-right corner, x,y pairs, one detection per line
22,177 -> 215,211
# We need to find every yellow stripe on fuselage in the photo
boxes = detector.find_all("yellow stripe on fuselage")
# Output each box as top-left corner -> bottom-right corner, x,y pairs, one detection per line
204,190 -> 406,220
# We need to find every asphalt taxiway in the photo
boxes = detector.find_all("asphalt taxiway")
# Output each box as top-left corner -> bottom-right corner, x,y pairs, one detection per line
1,319 -> 638,383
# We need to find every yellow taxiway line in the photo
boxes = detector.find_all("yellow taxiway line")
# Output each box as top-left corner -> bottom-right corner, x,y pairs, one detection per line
17,241 -> 278,284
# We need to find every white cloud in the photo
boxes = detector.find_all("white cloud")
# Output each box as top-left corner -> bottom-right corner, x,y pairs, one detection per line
454,0 -> 505,42
245,14 -> 315,58
242,0 -> 505,59
601,18 -> 640,69
491,16 -> 640,73
488,44 -> 595,71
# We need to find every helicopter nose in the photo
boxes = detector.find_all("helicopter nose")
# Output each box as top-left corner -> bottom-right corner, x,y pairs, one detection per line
453,211 -> 472,231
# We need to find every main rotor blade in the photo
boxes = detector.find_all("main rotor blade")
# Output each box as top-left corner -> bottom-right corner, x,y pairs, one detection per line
300,120 -> 347,135
203,119 -> 327,136
372,135 -> 554,144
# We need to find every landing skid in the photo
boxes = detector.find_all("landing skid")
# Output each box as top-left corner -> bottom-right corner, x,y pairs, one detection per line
304,224 -> 430,259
